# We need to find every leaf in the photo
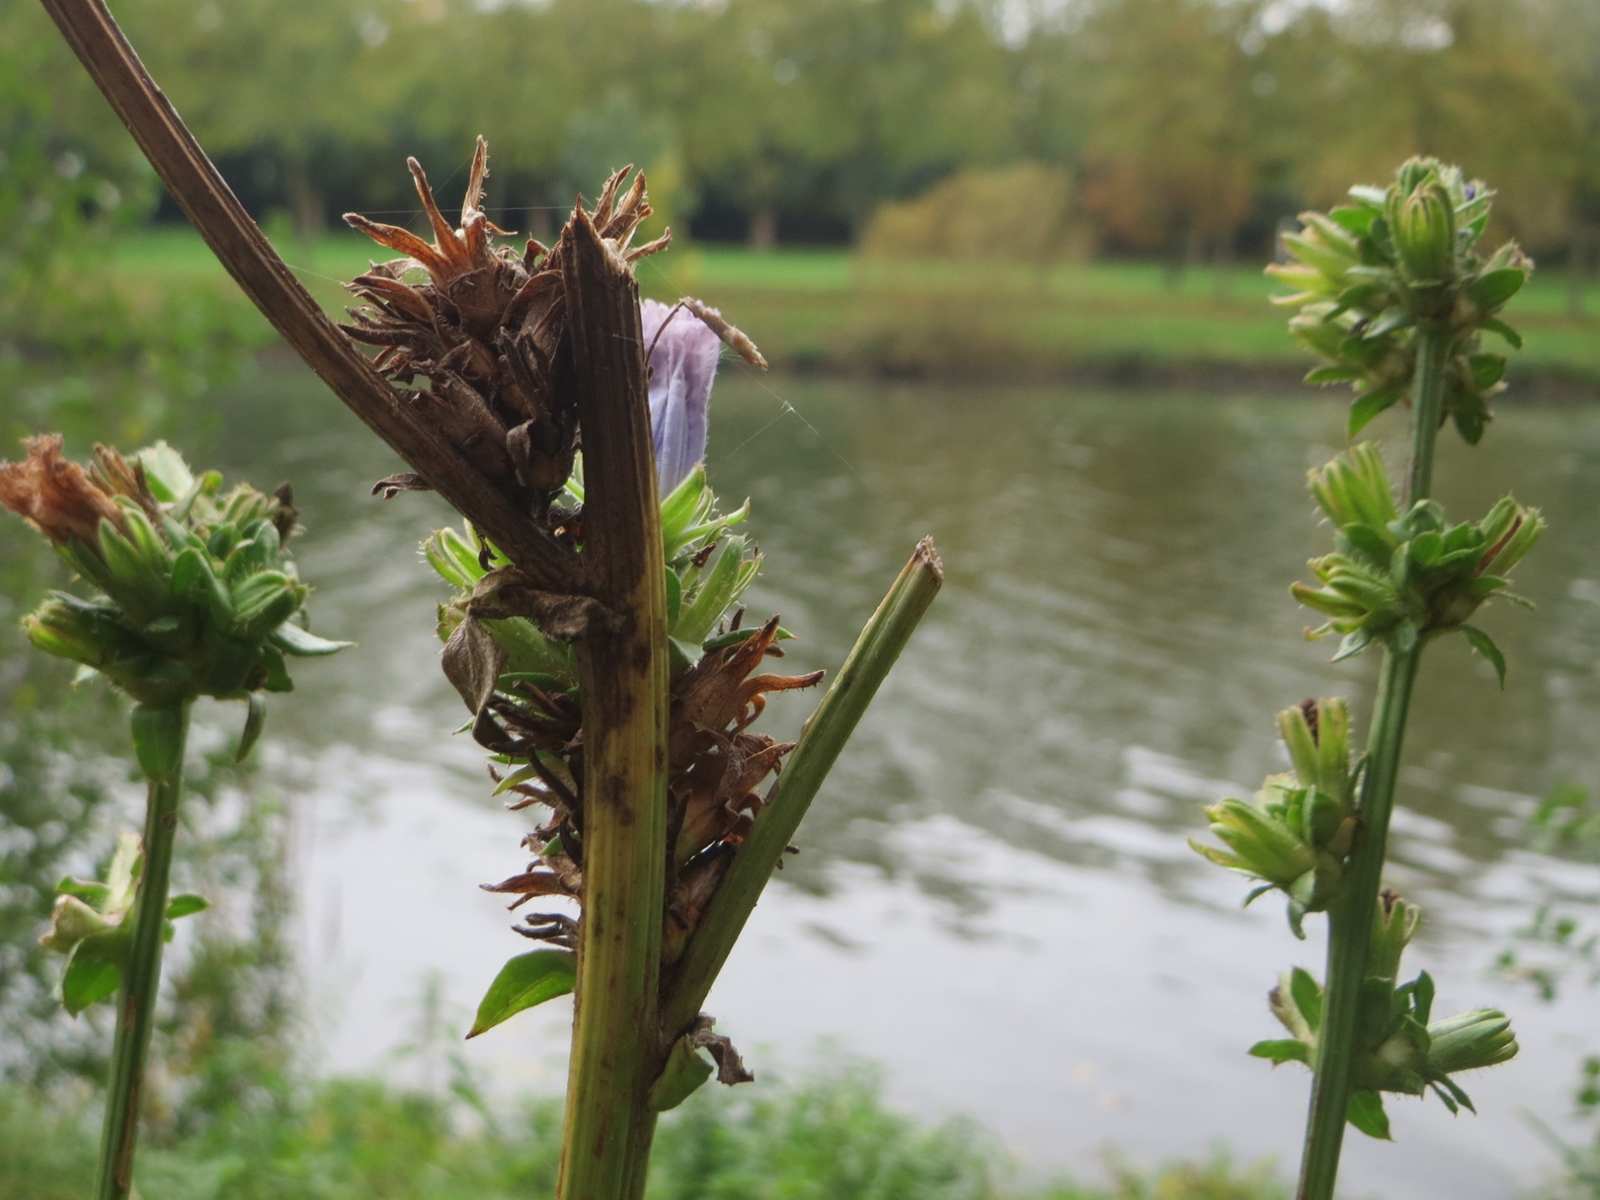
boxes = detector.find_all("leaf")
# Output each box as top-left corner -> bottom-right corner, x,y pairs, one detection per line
271,622 -> 354,656
1362,308 -> 1414,339
166,894 -> 209,920
648,1035 -> 716,1111
1304,365 -> 1363,385
1466,268 -> 1526,310
1249,1039 -> 1311,1066
1430,1073 -> 1477,1115
61,931 -> 127,1015
1348,385 -> 1403,437
1480,317 -> 1523,350
55,878 -> 110,909
237,692 -> 266,762
1468,353 -> 1506,390
466,950 -> 576,1038
1410,971 -> 1436,1025
1461,625 -> 1506,687
1347,1090 -> 1392,1140
1290,966 -> 1324,1032
1332,628 -> 1374,662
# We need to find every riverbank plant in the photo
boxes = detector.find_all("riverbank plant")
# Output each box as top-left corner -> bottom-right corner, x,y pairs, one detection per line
1192,157 -> 1539,1198
33,3 -> 943,1196
0,435 -> 345,1198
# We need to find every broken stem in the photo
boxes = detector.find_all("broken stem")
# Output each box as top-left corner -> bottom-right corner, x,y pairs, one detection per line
557,213 -> 670,1200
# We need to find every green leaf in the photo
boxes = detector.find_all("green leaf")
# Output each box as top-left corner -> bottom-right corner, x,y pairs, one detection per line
1348,385 -> 1403,437
1290,966 -> 1324,1032
61,931 -> 127,1015
1305,365 -> 1363,385
1468,353 -> 1506,391
648,1035 -> 716,1111
1362,308 -> 1414,339
466,950 -> 576,1039
1249,1039 -> 1311,1066
270,622 -> 353,656
237,692 -> 266,762
165,894 -> 209,920
1461,625 -> 1506,687
1466,268 -> 1525,310
1347,1090 -> 1392,1140
1480,317 -> 1523,350
55,878 -> 111,909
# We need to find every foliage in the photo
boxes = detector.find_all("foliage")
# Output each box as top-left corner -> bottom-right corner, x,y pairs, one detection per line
860,164 -> 1078,264
12,0 -> 1600,267
0,1063 -> 1289,1200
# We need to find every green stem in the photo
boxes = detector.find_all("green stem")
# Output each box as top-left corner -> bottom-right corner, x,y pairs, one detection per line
1295,321 -> 1449,1200
96,701 -> 190,1200
1405,320 -> 1451,502
660,539 -> 943,1041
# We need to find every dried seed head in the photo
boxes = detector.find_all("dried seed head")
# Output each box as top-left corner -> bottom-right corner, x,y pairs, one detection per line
0,435 -> 126,549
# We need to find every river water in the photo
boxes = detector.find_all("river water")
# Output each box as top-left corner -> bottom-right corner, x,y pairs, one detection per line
30,361 -> 1600,1195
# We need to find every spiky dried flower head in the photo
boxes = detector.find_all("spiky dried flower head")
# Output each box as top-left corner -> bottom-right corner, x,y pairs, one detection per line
343,139 -> 671,525
0,435 -> 126,549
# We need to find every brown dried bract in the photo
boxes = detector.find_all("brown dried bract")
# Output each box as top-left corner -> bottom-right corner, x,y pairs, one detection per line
0,435 -> 126,548
480,613 -> 822,958
342,138 -> 669,524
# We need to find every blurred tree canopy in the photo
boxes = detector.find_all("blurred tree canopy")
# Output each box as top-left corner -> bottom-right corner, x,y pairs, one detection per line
5,0 -> 1599,270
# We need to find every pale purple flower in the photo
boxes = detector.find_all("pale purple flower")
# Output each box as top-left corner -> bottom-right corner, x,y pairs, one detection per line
642,298 -> 721,496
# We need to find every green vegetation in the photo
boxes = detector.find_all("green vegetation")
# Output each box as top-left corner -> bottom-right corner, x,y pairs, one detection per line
0,1065 -> 1285,1200
109,229 -> 1600,384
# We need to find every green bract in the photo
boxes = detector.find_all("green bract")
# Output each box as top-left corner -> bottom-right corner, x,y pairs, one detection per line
1250,894 -> 1518,1139
1191,698 -> 1357,936
1266,157 -> 1533,444
1291,443 -> 1542,676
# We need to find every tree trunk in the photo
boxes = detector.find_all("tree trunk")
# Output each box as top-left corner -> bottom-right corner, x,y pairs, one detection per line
1212,227 -> 1234,302
1568,223 -> 1589,318
748,205 -> 777,252
282,149 -> 324,240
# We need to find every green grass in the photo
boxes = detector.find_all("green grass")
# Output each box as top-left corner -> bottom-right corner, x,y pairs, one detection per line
0,1065 -> 1285,1200
109,228 -> 1600,385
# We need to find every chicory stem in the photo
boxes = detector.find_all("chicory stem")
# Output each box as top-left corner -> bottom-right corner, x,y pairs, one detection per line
96,701 -> 190,1200
1295,321 -> 1448,1200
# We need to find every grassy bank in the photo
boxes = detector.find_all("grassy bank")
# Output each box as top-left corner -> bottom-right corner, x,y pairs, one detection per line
0,1064 -> 1285,1200
112,229 -> 1600,391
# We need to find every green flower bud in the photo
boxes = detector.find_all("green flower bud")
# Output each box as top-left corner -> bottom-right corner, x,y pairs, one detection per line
1370,890 -> 1420,983
1393,180 -> 1456,285
1427,1008 -> 1518,1073
1309,444 -> 1399,531
1477,502 -> 1543,577
1192,796 -> 1316,890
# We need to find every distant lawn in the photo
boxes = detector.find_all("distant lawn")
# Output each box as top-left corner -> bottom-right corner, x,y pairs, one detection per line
111,227 -> 1600,387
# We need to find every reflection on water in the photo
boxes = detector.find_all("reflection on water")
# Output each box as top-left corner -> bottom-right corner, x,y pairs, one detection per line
9,360 -> 1600,1196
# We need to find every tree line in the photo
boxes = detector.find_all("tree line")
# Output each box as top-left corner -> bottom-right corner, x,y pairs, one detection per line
7,0 -> 1599,278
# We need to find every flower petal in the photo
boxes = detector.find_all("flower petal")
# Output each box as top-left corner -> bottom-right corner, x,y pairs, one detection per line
643,299 -> 721,495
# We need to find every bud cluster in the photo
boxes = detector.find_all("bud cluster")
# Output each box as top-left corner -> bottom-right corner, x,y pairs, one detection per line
1267,157 -> 1533,444
1290,444 -> 1542,673
1192,698 -> 1358,936
1251,893 -> 1518,1139
0,437 -> 346,734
